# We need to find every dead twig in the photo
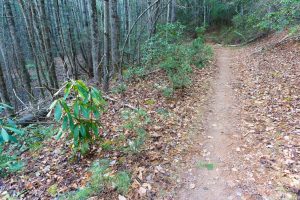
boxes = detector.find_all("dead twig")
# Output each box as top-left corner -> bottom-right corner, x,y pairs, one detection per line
103,95 -> 138,110
13,89 -> 28,109
242,132 -> 251,138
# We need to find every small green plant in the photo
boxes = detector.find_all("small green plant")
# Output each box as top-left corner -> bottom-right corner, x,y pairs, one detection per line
64,187 -> 93,200
0,103 -> 24,177
112,171 -> 131,195
127,128 -> 147,153
23,124 -> 56,152
122,109 -> 150,129
162,87 -> 173,98
156,108 -> 169,118
112,83 -> 127,94
89,159 -> 110,191
101,140 -> 114,151
61,159 -> 131,199
195,26 -> 206,37
289,25 -> 300,36
142,23 -> 186,66
124,66 -> 145,80
48,80 -> 106,155
0,147 -> 23,177
121,109 -> 150,153
47,184 -> 58,197
158,44 -> 193,89
0,103 -> 24,143
196,161 -> 215,170
61,159 -> 109,200
191,41 -> 213,68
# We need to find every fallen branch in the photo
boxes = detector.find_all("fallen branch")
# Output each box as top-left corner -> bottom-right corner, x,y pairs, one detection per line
103,95 -> 138,110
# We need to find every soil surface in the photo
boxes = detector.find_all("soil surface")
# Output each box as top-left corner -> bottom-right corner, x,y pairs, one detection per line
176,46 -> 241,200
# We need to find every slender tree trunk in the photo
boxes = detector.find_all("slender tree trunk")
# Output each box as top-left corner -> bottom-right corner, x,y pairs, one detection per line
0,42 -> 13,93
124,0 -> 131,56
167,1 -> 170,23
147,0 -> 152,35
65,2 -> 79,79
83,0 -> 93,77
30,1 -> 50,86
56,0 -> 77,79
91,0 -> 100,82
0,64 -> 11,105
170,0 -> 176,23
148,0 -> 160,37
109,0 -> 122,82
4,0 -> 33,97
103,0 -> 110,92
203,0 -> 206,26
40,0 -> 59,89
124,0 -> 130,37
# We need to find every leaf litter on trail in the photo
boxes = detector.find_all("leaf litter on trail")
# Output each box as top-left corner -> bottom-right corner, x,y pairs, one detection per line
231,32 -> 300,199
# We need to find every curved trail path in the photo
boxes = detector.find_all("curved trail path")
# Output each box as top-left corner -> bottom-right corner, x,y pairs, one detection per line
177,47 -> 240,200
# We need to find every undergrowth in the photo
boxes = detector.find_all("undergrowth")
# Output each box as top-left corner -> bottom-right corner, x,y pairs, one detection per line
124,23 -> 212,94
61,160 -> 131,199
209,1 -> 300,44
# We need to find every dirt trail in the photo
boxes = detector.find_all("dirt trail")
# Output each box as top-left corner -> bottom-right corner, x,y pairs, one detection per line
177,47 -> 240,200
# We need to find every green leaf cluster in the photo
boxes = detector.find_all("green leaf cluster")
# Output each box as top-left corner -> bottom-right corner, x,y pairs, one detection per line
61,159 -> 131,199
0,146 -> 24,177
0,103 -> 24,176
230,0 -> 300,43
49,80 -> 106,155
0,103 -> 24,144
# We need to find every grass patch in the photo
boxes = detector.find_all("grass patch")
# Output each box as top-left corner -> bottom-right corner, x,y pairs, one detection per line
196,161 -> 215,170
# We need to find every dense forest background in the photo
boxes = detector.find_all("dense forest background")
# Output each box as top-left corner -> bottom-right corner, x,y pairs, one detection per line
0,0 -> 299,110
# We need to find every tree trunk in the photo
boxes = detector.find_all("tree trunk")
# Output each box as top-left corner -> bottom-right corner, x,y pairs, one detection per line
109,0 -> 122,82
30,1 -> 50,86
0,41 -> 14,99
4,0 -> 33,98
170,0 -> 176,23
40,0 -> 59,89
103,0 -> 110,92
83,0 -> 93,77
124,0 -> 130,36
124,0 -> 131,55
203,0 -> 206,26
148,0 -> 160,37
91,0 -> 100,82
0,64 -> 11,105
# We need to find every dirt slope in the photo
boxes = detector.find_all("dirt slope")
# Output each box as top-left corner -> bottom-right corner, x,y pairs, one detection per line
231,33 -> 300,199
